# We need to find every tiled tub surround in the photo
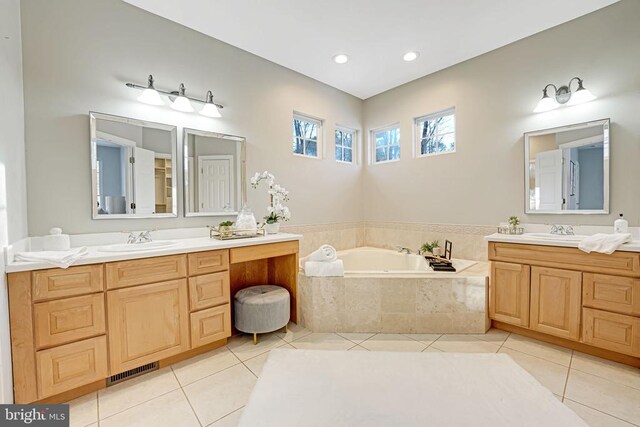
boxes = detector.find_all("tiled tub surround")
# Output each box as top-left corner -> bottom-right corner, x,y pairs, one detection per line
299,263 -> 489,334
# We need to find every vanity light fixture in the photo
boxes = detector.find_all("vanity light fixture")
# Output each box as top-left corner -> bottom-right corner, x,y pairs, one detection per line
170,83 -> 195,113
534,77 -> 596,113
333,54 -> 349,64
200,91 -> 222,118
403,51 -> 419,62
136,75 -> 164,106
125,75 -> 224,117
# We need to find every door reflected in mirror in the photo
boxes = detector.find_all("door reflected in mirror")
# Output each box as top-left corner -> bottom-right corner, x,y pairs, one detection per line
90,112 -> 178,218
524,119 -> 609,214
183,129 -> 246,217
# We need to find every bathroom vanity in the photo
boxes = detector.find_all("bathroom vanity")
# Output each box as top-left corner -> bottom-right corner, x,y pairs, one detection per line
487,234 -> 640,367
5,235 -> 300,404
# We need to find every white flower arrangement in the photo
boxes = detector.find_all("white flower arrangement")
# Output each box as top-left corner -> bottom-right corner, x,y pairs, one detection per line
250,171 -> 291,223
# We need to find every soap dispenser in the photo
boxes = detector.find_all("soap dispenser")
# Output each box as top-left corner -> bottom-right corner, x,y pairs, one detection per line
42,227 -> 71,251
614,214 -> 629,234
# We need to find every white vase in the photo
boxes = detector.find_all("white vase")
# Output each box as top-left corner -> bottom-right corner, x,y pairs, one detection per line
264,222 -> 280,234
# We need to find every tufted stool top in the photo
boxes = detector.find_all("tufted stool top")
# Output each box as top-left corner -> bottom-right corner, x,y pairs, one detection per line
235,285 -> 289,305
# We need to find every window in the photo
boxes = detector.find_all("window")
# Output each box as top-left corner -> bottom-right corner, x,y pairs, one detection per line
371,125 -> 400,163
292,113 -> 322,158
335,127 -> 355,163
414,107 -> 456,157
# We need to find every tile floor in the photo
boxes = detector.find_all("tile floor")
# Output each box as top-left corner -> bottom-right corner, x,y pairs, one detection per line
68,323 -> 640,427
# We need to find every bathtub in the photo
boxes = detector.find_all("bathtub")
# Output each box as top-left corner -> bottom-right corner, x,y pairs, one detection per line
298,246 -> 489,334
338,247 -> 477,276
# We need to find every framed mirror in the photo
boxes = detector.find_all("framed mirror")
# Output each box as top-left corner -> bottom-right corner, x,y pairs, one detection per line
90,112 -> 178,219
524,118 -> 609,214
183,128 -> 246,217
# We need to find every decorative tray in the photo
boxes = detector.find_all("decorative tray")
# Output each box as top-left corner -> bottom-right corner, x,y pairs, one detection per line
207,226 -> 266,240
497,226 -> 524,235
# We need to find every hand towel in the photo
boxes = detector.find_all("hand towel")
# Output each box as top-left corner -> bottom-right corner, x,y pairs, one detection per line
306,245 -> 338,262
304,260 -> 344,277
578,233 -> 631,254
14,247 -> 89,269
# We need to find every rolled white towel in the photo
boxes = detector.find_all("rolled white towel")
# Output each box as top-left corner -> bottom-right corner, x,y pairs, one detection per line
14,247 -> 89,269
578,233 -> 631,254
306,244 -> 338,262
304,260 -> 344,277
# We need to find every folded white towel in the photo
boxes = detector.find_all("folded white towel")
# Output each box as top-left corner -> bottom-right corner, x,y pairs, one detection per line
14,247 -> 89,269
578,233 -> 631,254
306,245 -> 338,262
304,260 -> 344,277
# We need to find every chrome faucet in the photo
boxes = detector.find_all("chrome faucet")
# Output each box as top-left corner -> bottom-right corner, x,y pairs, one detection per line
127,230 -> 153,244
550,225 -> 575,236
396,246 -> 412,254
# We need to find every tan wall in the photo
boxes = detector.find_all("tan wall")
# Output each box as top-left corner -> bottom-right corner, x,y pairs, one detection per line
362,0 -> 640,226
21,0 -> 364,236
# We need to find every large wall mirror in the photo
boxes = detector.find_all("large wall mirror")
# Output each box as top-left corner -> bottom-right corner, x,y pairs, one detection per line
183,128 -> 246,217
524,118 -> 609,214
90,112 -> 178,218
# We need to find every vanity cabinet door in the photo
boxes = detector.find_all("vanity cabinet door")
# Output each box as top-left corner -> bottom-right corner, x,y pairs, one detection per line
107,279 -> 190,374
530,267 -> 582,341
489,262 -> 531,327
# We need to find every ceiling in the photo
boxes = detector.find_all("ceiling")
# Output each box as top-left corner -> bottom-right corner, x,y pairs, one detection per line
124,0 -> 618,99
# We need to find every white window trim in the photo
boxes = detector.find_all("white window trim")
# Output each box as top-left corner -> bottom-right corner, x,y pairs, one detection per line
413,107 -> 456,158
370,123 -> 401,164
293,112 -> 323,160
335,125 -> 357,165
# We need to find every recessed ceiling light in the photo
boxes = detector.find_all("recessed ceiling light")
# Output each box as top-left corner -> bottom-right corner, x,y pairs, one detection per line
403,51 -> 419,62
333,54 -> 349,64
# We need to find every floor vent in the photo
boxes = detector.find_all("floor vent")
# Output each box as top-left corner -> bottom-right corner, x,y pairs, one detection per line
107,362 -> 159,386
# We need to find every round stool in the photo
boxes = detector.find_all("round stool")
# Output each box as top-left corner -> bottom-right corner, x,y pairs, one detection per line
234,285 -> 290,344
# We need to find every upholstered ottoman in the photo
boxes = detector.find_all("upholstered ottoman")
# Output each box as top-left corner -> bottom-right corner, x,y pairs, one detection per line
234,285 -> 290,344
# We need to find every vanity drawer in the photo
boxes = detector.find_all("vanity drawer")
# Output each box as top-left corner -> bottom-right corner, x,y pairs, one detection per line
188,271 -> 230,311
34,294 -> 106,349
583,274 -> 640,316
33,264 -> 103,301
190,304 -> 231,348
188,250 -> 229,276
582,308 -> 640,357
36,336 -> 108,399
489,242 -> 640,277
230,241 -> 298,264
106,255 -> 187,289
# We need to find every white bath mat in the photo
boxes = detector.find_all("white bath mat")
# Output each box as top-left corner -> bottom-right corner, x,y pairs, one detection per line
239,349 -> 586,427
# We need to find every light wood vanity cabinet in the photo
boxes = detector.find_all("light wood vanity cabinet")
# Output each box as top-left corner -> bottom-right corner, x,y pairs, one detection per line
7,240 -> 298,404
489,242 -> 640,364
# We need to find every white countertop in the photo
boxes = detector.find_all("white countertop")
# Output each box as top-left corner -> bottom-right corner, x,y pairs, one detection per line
484,233 -> 640,253
5,233 -> 302,273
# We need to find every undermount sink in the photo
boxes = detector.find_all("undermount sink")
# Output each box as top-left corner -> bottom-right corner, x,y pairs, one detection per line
98,240 -> 178,252
524,233 -> 587,242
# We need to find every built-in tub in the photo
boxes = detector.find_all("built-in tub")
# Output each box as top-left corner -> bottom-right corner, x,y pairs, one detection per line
299,247 -> 489,334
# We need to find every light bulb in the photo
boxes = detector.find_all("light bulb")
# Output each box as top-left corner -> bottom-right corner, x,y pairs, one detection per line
137,75 -> 164,105
333,54 -> 349,64
200,103 -> 221,118
534,91 -> 559,113
171,96 -> 194,112
568,86 -> 596,105
403,51 -> 419,62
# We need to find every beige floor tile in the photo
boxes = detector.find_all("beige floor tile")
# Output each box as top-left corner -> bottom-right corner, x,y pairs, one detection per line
402,333 -> 441,345
184,364 -> 257,426
227,333 -> 286,361
172,346 -> 241,386
68,392 -> 97,427
468,328 -> 510,344
501,334 -> 572,366
275,322 -> 312,343
244,344 -> 295,377
359,334 -> 428,352
336,332 -> 375,344
289,333 -> 355,350
430,334 -> 501,353
98,367 -> 180,419
422,346 -> 443,352
100,389 -> 199,427
554,394 -> 563,401
571,351 -> 640,390
565,369 -> 640,425
564,399 -> 635,427
499,347 -> 569,395
347,345 -> 368,351
208,408 -> 243,426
